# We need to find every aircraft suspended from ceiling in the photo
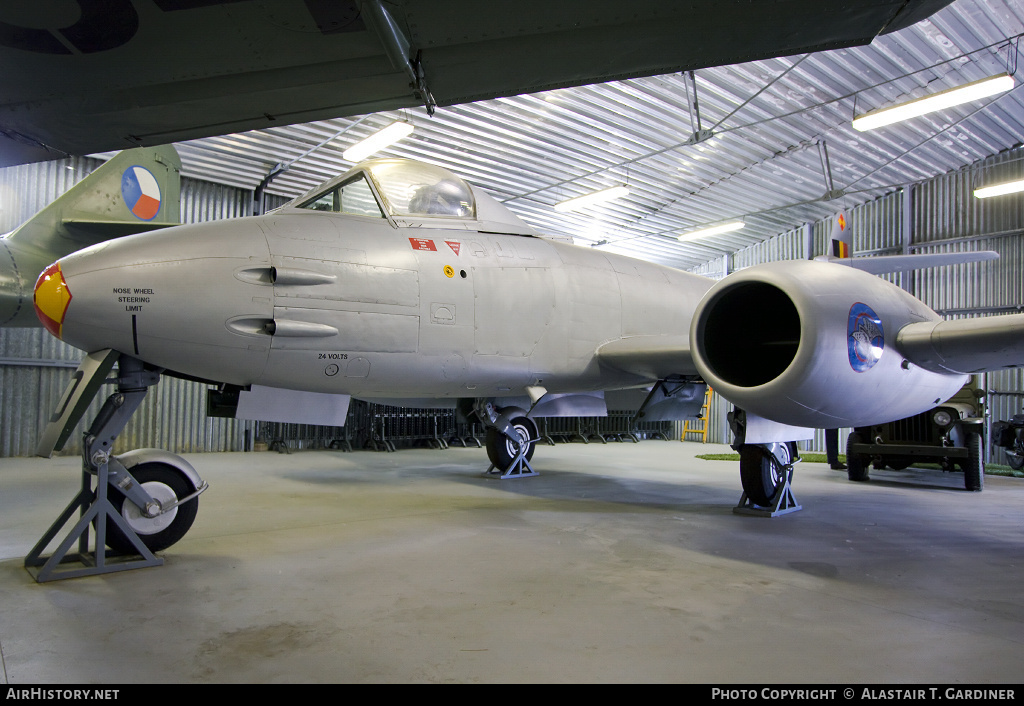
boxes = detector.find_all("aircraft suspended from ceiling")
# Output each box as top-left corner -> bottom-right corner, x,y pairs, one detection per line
0,0 -> 954,166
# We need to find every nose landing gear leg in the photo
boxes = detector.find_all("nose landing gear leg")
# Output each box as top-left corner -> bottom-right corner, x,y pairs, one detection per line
25,352 -> 207,582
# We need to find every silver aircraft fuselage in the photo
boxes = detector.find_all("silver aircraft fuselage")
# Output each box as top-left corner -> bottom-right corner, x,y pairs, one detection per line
42,207 -> 711,401
38,158 -> 998,434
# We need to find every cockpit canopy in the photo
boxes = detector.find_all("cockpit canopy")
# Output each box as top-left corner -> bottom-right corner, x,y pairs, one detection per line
293,159 -> 475,220
370,160 -> 475,219
284,157 -> 547,239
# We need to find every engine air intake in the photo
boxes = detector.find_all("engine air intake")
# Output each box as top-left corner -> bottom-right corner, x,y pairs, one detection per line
700,282 -> 800,388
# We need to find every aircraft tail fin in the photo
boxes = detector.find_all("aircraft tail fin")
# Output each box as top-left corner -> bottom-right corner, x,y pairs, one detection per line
7,145 -> 181,253
829,210 -> 853,258
815,208 -> 1000,273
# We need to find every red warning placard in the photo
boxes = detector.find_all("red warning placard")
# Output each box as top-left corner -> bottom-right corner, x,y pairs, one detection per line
445,240 -> 461,255
409,238 -> 437,251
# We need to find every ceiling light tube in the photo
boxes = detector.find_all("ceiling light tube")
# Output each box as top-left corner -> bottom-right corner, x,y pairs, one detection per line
554,185 -> 629,212
852,73 -> 1014,132
343,121 -> 415,162
677,221 -> 744,241
974,178 -> 1024,199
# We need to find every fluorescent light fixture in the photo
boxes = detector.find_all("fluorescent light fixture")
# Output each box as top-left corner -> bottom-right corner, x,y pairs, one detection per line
852,73 -> 1014,132
974,178 -> 1024,199
554,185 -> 629,212
343,121 -> 415,162
678,221 -> 744,241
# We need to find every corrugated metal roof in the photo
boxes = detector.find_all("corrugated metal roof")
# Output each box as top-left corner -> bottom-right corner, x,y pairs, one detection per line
155,0 -> 1024,271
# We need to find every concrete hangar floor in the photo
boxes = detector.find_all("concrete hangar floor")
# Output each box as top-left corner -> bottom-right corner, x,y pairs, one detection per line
0,440 -> 1021,684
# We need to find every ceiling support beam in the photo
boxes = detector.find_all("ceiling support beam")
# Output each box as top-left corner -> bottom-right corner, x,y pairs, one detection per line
684,71 -> 715,145
360,0 -> 436,116
817,140 -> 845,201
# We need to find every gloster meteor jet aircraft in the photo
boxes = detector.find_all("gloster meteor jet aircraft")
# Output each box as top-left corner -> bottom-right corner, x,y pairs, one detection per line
31,158 -> 1024,560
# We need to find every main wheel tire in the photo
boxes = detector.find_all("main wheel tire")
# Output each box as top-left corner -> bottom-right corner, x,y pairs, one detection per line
105,462 -> 199,554
846,432 -> 869,482
739,443 -> 791,507
962,430 -> 984,492
485,416 -> 538,472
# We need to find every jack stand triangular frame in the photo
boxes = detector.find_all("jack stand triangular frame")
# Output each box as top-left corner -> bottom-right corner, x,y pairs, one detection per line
733,465 -> 802,517
25,461 -> 163,583
483,439 -> 540,479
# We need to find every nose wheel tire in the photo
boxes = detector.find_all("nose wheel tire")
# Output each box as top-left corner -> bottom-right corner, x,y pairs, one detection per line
105,462 -> 199,554
485,416 -> 538,472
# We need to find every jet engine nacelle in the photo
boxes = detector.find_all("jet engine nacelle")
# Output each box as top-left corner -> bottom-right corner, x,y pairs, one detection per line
689,260 -> 967,429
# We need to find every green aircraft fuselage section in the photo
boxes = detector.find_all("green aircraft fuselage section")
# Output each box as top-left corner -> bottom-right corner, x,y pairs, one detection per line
0,145 -> 181,326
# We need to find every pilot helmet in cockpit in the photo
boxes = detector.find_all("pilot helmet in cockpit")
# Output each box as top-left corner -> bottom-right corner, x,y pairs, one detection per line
408,179 -> 473,217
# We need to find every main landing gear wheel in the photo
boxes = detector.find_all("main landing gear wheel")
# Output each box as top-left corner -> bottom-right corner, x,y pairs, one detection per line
486,415 -> 538,472
739,442 -> 792,507
105,462 -> 199,554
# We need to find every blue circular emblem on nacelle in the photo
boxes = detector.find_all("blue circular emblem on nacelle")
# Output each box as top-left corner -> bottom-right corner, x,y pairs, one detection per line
848,302 -> 884,372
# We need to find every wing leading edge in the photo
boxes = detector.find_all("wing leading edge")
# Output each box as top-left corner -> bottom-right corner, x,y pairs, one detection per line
596,335 -> 697,380
898,314 -> 1024,375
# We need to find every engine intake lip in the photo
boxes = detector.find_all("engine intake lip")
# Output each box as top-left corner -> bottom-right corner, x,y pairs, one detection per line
696,281 -> 800,388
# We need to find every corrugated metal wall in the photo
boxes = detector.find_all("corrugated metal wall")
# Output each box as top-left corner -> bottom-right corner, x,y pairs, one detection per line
0,156 -> 256,457
694,146 -> 1024,464
910,146 -> 1024,466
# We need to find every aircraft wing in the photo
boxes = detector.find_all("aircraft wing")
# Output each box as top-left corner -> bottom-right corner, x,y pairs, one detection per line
596,335 -> 697,380
62,220 -> 180,244
593,278 -> 1024,382
898,314 -> 1024,375
0,0 -> 953,166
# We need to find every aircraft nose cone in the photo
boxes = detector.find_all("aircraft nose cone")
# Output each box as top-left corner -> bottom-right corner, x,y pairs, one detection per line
33,261 -> 72,339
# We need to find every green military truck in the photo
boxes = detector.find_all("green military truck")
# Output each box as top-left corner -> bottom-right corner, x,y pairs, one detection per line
845,379 -> 985,491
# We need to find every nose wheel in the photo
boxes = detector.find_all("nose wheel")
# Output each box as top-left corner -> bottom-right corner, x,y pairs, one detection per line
105,462 -> 200,554
26,352 -> 207,582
